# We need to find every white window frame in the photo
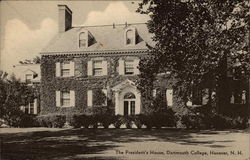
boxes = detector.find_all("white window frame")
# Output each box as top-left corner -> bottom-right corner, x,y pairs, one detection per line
61,91 -> 70,107
125,60 -> 134,75
93,60 -> 103,76
61,61 -> 70,77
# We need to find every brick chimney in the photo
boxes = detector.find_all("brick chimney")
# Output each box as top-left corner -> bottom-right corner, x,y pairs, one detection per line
58,5 -> 72,32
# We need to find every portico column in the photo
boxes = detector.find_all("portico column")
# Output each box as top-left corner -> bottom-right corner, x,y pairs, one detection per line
115,92 -> 119,115
135,92 -> 141,114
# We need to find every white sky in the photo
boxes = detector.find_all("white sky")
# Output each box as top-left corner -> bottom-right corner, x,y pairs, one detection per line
0,1 -> 149,73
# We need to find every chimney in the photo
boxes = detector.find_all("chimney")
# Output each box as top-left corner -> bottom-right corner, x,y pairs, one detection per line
58,5 -> 72,32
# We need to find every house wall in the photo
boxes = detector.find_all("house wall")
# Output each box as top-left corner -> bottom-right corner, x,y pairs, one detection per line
40,53 -> 145,115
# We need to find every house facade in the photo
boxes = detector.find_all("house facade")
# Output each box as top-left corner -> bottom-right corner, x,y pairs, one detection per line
40,5 -> 163,115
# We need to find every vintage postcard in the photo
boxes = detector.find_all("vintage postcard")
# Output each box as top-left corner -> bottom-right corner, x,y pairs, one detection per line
0,0 -> 249,160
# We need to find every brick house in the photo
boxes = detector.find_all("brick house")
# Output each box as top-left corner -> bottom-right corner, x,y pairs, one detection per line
40,5 -> 163,115
40,5 -> 248,117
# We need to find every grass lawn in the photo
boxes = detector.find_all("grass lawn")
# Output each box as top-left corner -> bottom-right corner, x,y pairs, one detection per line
0,128 -> 249,160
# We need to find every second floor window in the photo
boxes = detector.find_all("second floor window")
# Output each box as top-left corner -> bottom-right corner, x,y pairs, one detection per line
25,74 -> 33,84
125,60 -> 134,75
61,61 -> 70,77
93,60 -> 103,76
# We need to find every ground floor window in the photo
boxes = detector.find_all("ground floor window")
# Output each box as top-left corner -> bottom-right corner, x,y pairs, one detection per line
61,91 -> 70,107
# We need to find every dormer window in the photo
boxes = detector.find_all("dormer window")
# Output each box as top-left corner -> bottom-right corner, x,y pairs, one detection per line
126,30 -> 134,45
79,32 -> 87,48
125,27 -> 137,46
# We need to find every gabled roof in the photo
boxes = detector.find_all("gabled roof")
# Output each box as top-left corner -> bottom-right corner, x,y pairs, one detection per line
112,79 -> 136,92
12,64 -> 40,82
41,23 -> 155,54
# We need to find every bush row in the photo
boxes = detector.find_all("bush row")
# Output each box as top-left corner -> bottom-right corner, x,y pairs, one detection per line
68,114 -> 177,129
11,113 -> 249,130
180,114 -> 249,129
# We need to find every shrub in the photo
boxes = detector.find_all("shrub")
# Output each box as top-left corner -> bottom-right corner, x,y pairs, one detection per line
133,114 -> 144,129
89,115 -> 98,128
180,114 -> 202,129
121,116 -> 133,129
113,115 -> 123,128
19,114 -> 38,127
68,114 -> 82,128
37,114 -> 66,128
99,115 -> 115,128
141,115 -> 153,129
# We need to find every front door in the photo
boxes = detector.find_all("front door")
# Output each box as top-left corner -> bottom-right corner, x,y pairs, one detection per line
124,100 -> 135,115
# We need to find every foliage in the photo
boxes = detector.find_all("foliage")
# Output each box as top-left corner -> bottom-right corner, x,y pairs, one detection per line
37,114 -> 66,128
137,0 -> 249,113
98,115 -> 115,128
113,115 -> 123,128
0,72 -> 35,126
19,114 -> 39,128
19,56 -> 41,64
120,116 -> 133,129
132,114 -> 144,129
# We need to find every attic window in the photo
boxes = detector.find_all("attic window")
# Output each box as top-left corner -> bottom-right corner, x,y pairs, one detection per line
125,28 -> 136,46
79,32 -> 87,48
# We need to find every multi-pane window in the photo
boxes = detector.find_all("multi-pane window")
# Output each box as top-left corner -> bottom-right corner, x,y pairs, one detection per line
61,61 -> 70,77
79,32 -> 87,48
29,102 -> 34,114
93,60 -> 103,76
24,102 -> 34,114
61,91 -> 70,107
125,60 -> 134,75
25,74 -> 33,84
126,29 -> 134,45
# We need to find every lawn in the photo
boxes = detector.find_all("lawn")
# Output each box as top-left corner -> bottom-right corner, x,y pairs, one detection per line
1,128 -> 249,160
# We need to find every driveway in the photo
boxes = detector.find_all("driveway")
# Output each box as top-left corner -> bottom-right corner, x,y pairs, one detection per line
1,128 -> 249,160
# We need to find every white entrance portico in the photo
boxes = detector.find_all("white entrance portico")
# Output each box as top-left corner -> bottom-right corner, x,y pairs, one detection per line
112,79 -> 141,115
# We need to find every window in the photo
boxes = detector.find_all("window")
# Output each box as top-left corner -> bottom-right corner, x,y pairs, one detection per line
25,74 -> 33,84
79,32 -> 87,48
61,61 -> 70,77
61,91 -> 70,107
125,60 -> 134,75
126,29 -> 134,45
24,102 -> 34,114
93,60 -> 103,76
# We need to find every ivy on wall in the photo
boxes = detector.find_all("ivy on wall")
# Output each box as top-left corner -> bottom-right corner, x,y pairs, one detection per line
40,54 -> 141,115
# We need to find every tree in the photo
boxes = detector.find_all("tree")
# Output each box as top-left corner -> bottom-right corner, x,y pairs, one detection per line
19,56 -> 41,64
137,0 -> 249,114
0,72 -> 35,126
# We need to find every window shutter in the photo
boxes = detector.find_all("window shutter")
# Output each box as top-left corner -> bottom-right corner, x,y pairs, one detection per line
134,59 -> 140,75
56,91 -> 61,107
166,89 -> 173,106
70,90 -> 75,107
202,88 -> 209,105
34,98 -> 38,114
102,61 -> 108,75
119,59 -> 125,75
56,62 -> 61,77
87,90 -> 93,107
87,60 -> 93,76
70,61 -> 75,76
152,89 -> 157,97
102,89 -> 108,106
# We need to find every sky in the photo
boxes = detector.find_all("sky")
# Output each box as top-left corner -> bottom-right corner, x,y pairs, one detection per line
0,1 -> 150,73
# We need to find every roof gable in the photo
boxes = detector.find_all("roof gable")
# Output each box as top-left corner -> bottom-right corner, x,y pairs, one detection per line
41,23 -> 155,54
